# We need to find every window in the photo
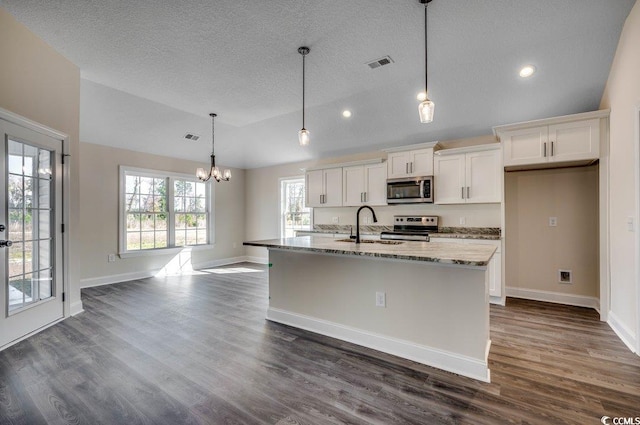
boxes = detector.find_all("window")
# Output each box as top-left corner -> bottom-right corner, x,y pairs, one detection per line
120,167 -> 211,255
280,177 -> 311,238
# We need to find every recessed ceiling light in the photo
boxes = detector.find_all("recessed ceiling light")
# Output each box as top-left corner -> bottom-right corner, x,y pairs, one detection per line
519,65 -> 536,78
342,110 -> 352,118
416,92 -> 427,101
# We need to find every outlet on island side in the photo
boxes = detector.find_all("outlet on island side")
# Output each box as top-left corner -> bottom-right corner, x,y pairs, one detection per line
375,291 -> 386,308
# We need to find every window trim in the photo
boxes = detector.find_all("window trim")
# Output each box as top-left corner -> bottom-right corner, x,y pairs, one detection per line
118,165 -> 215,258
279,176 -> 312,238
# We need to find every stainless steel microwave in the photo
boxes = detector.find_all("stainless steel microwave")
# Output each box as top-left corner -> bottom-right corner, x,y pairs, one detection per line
387,176 -> 433,204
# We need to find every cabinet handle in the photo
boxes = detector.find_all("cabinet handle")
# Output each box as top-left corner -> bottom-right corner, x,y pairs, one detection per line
364,192 -> 367,202
360,192 -> 363,202
467,187 -> 470,199
406,163 -> 409,174
410,162 -> 413,174
551,141 -> 554,156
543,142 -> 547,157
461,187 -> 465,199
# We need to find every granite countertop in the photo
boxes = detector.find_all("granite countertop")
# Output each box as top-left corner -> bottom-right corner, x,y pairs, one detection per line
244,236 -> 497,267
300,225 -> 501,240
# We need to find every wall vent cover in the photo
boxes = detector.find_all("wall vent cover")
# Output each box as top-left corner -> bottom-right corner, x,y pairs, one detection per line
183,133 -> 201,142
366,56 -> 394,70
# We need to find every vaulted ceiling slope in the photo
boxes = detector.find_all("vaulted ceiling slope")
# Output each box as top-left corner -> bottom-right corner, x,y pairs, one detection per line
0,0 -> 634,169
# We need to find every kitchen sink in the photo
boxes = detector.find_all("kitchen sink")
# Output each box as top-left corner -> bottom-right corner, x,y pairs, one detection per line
335,239 -> 404,245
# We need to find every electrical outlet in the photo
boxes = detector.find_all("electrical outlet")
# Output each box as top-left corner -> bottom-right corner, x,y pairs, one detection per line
375,291 -> 386,307
459,217 -> 466,225
558,269 -> 572,284
332,216 -> 339,224
108,254 -> 116,263
549,217 -> 557,227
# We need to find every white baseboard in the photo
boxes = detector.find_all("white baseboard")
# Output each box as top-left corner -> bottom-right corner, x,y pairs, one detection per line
80,269 -> 159,288
266,307 -> 490,382
506,287 -> 599,310
607,311 -> 637,353
193,256 -> 256,269
244,255 -> 268,264
70,300 -> 84,316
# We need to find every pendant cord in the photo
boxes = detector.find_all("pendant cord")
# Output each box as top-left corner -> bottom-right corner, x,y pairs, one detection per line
302,52 -> 306,129
210,113 -> 215,155
424,3 -> 428,97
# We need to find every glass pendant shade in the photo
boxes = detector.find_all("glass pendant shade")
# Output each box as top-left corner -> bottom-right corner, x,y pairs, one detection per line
418,98 -> 435,123
298,128 -> 310,146
196,167 -> 207,180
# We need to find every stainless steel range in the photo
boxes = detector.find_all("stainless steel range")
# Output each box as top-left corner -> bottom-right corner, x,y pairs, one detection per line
380,215 -> 438,241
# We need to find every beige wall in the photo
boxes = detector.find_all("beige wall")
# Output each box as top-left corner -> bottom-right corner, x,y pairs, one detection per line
0,7 -> 82,313
600,0 -> 639,344
245,144 -> 501,260
505,166 -> 599,298
79,143 -> 246,285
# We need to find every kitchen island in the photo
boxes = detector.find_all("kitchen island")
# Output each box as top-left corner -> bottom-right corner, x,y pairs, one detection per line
244,236 -> 497,382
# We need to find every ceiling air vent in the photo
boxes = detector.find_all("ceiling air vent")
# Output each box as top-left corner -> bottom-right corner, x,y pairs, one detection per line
183,133 -> 200,142
366,55 -> 394,70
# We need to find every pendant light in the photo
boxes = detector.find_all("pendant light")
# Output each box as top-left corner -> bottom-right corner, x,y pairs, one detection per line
196,113 -> 231,182
298,46 -> 310,146
418,0 -> 435,123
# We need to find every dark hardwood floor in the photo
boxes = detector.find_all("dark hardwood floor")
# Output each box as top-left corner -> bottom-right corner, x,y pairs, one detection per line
1,263 -> 639,424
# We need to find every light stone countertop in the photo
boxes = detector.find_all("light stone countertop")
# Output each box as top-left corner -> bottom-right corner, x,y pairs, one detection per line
302,225 -> 501,240
244,236 -> 497,267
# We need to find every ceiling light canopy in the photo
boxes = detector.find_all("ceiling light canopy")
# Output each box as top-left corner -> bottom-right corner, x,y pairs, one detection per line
196,113 -> 231,182
418,0 -> 435,124
519,65 -> 536,78
298,46 -> 310,146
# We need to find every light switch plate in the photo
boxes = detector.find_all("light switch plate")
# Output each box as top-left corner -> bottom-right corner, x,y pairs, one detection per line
375,292 -> 386,307
549,217 -> 557,227
332,216 -> 339,224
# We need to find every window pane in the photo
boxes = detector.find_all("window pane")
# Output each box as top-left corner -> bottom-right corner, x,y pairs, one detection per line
126,194 -> 139,212
140,232 -> 155,250
38,149 -> 51,178
23,144 -> 37,176
140,177 -> 153,194
155,215 -> 167,230
195,182 -> 205,197
23,241 -> 34,275
8,242 -> 24,278
196,214 -> 207,228
38,210 -> 50,240
141,214 -> 154,230
186,230 -> 197,246
175,196 -> 185,212
194,197 -> 205,212
126,175 -> 139,193
8,210 -> 23,242
154,178 -> 165,195
175,230 -> 186,247
8,175 -> 23,208
23,177 -> 33,208
127,213 -> 141,231
39,240 -> 51,270
175,214 -> 186,230
196,229 -> 207,245
38,269 -> 52,300
155,231 -> 167,248
23,209 -> 34,241
153,196 -> 165,212
184,214 -> 196,229
127,232 -> 141,250
38,177 -> 51,208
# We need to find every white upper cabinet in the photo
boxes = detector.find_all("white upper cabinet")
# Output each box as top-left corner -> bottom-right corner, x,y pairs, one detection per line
434,145 -> 502,204
387,147 -> 434,179
495,111 -> 606,169
343,163 -> 387,207
306,168 -> 343,207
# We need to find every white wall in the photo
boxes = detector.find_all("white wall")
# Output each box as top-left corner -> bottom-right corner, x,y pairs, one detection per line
0,7 -> 82,314
79,143 -> 246,286
600,0 -> 640,350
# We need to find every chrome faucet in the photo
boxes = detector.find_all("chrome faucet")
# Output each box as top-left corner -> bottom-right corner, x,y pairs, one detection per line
355,205 -> 378,244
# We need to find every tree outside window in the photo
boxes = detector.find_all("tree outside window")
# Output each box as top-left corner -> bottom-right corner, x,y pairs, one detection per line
280,178 -> 311,238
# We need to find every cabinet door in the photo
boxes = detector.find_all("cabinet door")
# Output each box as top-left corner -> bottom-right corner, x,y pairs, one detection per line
387,152 -> 411,178
501,126 -> 548,167
306,170 -> 324,207
489,250 -> 502,297
549,118 -> 599,162
323,168 -> 343,207
410,148 -> 434,176
434,154 -> 465,204
466,150 -> 501,203
342,166 -> 365,206
364,163 -> 387,206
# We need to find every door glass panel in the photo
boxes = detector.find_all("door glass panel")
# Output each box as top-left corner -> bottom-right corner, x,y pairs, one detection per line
6,138 -> 54,312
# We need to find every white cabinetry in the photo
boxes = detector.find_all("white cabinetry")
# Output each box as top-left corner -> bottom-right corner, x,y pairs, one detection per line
306,168 -> 342,207
343,163 -> 387,206
497,115 -> 601,168
433,238 -> 502,300
384,142 -> 437,179
433,145 -> 501,204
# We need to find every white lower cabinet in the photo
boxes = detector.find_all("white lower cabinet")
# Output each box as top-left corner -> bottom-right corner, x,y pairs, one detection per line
433,238 -> 502,300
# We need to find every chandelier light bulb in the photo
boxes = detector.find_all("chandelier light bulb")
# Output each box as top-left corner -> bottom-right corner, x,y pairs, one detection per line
416,92 -> 427,101
223,169 -> 231,180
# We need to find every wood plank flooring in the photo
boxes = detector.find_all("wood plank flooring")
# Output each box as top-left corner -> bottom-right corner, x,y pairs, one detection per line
1,263 -> 639,424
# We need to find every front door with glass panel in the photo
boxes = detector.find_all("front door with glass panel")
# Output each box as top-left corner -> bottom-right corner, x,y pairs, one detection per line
0,119 -> 63,349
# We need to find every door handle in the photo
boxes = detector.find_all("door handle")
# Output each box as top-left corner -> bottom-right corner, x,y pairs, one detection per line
0,224 -> 5,232
0,240 -> 13,248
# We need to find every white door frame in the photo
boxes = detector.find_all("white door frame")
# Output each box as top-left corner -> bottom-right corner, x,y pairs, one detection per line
0,107 -> 71,320
635,105 -> 640,355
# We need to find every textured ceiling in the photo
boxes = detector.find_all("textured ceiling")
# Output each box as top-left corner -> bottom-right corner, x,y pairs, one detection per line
0,0 -> 635,169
